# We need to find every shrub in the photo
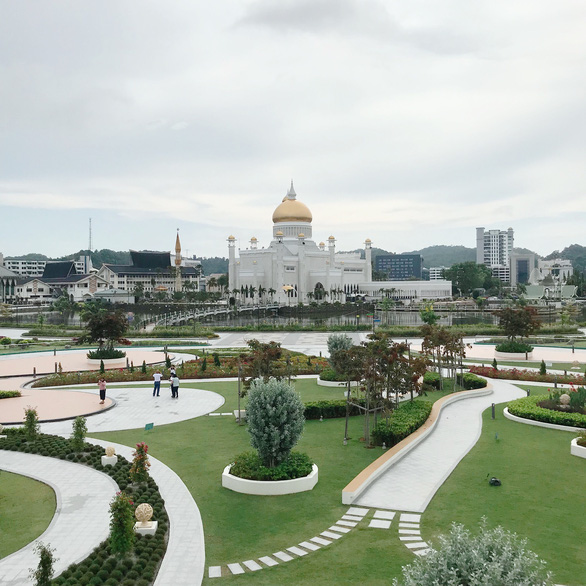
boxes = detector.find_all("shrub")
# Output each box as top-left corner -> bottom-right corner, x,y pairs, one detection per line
371,401 -> 432,447
201,356 -> 207,372
230,450 -> 313,481
129,442 -> 151,484
495,340 -> 534,353
30,542 -> 57,586
141,360 -> 147,374
70,416 -> 88,451
304,399 -> 366,420
99,360 -> 105,374
540,359 -> 547,376
24,406 -> 40,440
456,373 -> 486,390
87,348 -> 126,360
423,372 -> 441,390
213,353 -> 221,367
393,520 -> 553,586
246,378 -> 305,468
109,492 -> 135,555
0,390 -> 21,399
492,358 -> 498,370
576,430 -> 586,447
318,368 -> 347,382
508,394 -> 586,428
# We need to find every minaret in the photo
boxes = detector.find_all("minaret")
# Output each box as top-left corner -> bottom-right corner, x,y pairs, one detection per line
365,239 -> 372,282
228,235 -> 236,291
175,230 -> 182,293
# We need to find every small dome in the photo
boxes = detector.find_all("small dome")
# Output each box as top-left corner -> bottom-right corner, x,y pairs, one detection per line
365,238 -> 372,243
272,181 -> 312,224
251,237 -> 257,241
328,235 -> 335,240
319,242 -> 325,246
298,233 -> 305,238
228,235 -> 235,240
276,230 -> 283,236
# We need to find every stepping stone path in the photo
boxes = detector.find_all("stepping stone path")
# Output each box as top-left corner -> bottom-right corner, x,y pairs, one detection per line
208,507 -> 370,578
397,513 -> 431,557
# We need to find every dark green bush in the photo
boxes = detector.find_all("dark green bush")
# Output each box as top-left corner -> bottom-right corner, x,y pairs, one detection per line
230,451 -> 313,480
456,373 -> 487,390
0,390 -> 21,399
319,368 -> 348,382
371,401 -> 433,447
423,372 -> 441,389
495,340 -> 533,353
304,399 -> 366,420
87,348 -> 126,360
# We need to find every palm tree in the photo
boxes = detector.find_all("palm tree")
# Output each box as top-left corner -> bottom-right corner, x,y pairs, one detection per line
207,276 -> 218,292
268,288 -> 276,302
258,285 -> 266,301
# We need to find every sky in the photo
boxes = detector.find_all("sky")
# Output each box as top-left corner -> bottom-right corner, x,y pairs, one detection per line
1,0 -> 585,260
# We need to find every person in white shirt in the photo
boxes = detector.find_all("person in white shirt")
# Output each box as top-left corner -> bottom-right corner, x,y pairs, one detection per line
153,370 -> 162,397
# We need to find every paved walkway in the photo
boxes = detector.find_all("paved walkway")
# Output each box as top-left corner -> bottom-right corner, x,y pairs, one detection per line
88,439 -> 205,586
355,379 -> 526,512
0,452 -> 118,586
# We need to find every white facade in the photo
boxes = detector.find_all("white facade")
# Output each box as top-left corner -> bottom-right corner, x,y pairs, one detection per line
476,227 -> 514,282
229,183 -> 453,304
429,267 -> 447,280
4,256 -> 93,277
15,274 -> 109,304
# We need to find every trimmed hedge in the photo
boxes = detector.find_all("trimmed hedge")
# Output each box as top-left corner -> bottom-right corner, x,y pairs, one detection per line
371,401 -> 433,447
495,340 -> 533,353
0,390 -> 21,399
423,372 -> 441,389
456,373 -> 487,390
87,348 -> 126,359
304,399 -> 366,420
507,394 -> 586,429
230,450 -> 313,481
319,368 -> 348,382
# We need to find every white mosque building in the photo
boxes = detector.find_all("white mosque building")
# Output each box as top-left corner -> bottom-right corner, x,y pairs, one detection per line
228,182 -> 453,305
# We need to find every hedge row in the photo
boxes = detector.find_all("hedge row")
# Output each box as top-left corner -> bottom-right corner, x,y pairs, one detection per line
456,373 -> 487,390
0,390 -> 21,399
371,401 -> 433,447
507,394 -> 586,429
304,399 -> 366,420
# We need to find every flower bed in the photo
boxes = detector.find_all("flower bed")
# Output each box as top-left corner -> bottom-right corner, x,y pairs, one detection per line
571,437 -> 586,459
32,354 -> 330,387
469,366 -> 586,385
0,429 -> 168,585
507,395 -> 586,429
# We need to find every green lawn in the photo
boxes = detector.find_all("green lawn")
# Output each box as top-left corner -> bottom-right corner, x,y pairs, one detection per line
424,403 -> 585,586
87,380 -> 585,585
0,471 -> 56,558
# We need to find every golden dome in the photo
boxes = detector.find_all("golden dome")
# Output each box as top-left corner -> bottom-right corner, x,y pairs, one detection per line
298,233 -> 305,238
319,242 -> 325,247
276,230 -> 283,236
272,181 -> 312,224
365,238 -> 372,243
227,235 -> 235,240
250,236 -> 257,241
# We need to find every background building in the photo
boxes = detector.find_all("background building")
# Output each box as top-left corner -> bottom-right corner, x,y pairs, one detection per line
476,226 -> 514,281
4,255 -> 93,277
509,252 -> 536,287
375,254 -> 423,280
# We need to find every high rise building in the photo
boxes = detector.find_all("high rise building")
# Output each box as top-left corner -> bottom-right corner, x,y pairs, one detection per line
375,254 -> 423,281
476,227 -> 514,282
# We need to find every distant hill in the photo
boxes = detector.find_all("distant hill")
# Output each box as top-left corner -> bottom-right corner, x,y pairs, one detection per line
201,257 -> 228,275
402,245 -> 475,268
56,249 -> 131,266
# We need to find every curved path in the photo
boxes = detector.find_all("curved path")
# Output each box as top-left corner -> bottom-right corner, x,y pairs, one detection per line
0,452 -> 118,586
355,379 -> 526,512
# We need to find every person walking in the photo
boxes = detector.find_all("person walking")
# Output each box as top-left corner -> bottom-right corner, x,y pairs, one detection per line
153,369 -> 162,397
97,377 -> 107,404
170,373 -> 180,399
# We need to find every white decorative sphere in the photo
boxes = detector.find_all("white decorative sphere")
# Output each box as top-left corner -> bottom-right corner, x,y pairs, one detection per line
105,446 -> 116,457
135,503 -> 154,524
559,394 -> 571,406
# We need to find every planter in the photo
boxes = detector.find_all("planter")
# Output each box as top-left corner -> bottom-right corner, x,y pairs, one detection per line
222,464 -> 318,495
87,357 -> 127,367
494,351 -> 533,361
570,438 -> 586,459
317,378 -> 360,388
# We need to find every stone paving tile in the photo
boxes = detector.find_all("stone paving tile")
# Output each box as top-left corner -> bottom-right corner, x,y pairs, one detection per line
399,529 -> 421,535
329,525 -> 351,533
243,560 -> 263,571
346,506 -> 369,516
400,514 -> 422,523
299,541 -> 320,551
405,541 -> 429,550
399,522 -> 420,528
342,514 -> 363,521
321,531 -> 342,540
311,536 -> 332,546
287,546 -> 308,557
337,520 -> 357,527
373,510 -> 396,520
0,452 -> 118,585
414,548 -> 432,557
259,556 -> 279,567
273,551 -> 294,562
368,519 -> 392,529
400,536 -> 424,541
208,566 -> 222,578
227,563 -> 245,575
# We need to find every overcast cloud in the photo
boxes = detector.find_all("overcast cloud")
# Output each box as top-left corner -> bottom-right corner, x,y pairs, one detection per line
1,0 -> 585,259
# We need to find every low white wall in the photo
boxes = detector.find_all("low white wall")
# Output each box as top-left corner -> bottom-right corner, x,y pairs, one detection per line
494,351 -> 533,360
504,408 -> 583,432
342,388 -> 492,505
317,378 -> 359,388
571,438 -> 586,459
222,464 -> 318,495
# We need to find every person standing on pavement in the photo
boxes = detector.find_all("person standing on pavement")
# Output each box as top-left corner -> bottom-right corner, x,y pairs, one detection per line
153,369 -> 162,397
170,373 -> 180,399
97,377 -> 107,404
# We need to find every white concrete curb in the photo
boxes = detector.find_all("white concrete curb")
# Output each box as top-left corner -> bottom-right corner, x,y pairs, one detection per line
222,464 -> 318,495
503,408 -> 583,433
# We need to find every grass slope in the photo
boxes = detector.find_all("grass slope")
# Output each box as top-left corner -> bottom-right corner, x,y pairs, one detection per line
0,471 -> 56,558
